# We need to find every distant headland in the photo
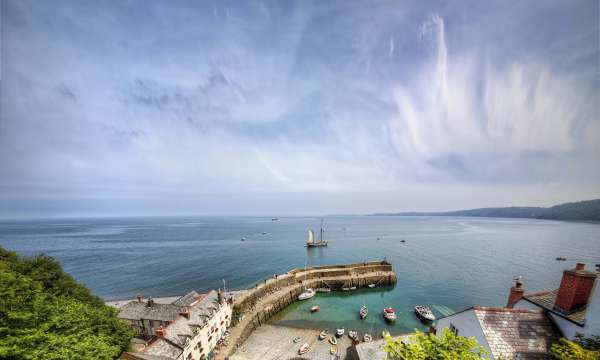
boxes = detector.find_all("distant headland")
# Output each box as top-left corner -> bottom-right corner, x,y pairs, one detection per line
374,199 -> 600,222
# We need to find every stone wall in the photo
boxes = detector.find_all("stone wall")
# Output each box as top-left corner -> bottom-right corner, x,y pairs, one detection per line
225,261 -> 396,356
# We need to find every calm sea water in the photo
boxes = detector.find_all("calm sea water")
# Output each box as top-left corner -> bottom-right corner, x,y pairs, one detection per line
1,216 -> 599,334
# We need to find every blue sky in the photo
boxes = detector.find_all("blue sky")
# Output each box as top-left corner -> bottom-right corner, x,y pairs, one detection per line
1,0 -> 598,217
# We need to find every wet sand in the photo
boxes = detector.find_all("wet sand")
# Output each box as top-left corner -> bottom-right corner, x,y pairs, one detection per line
229,324 -> 360,360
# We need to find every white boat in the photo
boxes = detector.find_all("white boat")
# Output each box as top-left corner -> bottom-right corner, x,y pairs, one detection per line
293,336 -> 301,343
367,283 -> 375,288
341,287 -> 350,292
298,343 -> 310,355
310,305 -> 320,312
336,328 -> 344,337
414,305 -> 436,322
329,335 -> 337,345
306,220 -> 328,247
330,345 -> 337,354
350,286 -> 357,291
298,288 -> 315,300
348,330 -> 358,340
383,307 -> 397,322
359,305 -> 368,319
363,333 -> 372,342
319,330 -> 328,340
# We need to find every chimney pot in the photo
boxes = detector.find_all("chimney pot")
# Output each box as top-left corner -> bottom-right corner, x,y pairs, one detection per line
137,294 -> 144,303
180,307 -> 191,318
155,326 -> 166,338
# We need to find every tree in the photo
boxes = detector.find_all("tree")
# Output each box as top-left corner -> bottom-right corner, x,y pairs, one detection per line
0,246 -> 133,359
550,338 -> 600,360
384,329 -> 488,359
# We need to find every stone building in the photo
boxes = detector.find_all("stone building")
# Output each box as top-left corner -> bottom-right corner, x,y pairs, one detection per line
121,290 -> 233,360
118,291 -> 203,338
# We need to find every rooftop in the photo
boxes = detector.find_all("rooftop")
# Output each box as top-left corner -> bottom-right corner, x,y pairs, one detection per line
117,291 -> 206,322
524,290 -> 587,326
119,302 -> 183,322
473,307 -> 560,360
130,291 -> 225,359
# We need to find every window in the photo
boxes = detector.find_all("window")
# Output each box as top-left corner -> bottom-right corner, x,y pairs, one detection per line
449,323 -> 459,336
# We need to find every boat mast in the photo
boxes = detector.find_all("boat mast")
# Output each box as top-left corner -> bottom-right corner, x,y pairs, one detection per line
320,219 -> 323,243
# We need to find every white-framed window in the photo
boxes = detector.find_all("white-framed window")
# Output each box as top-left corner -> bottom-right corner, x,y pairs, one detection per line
449,323 -> 459,336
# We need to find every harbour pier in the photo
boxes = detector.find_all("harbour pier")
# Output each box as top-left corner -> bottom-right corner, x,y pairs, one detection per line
216,260 -> 397,359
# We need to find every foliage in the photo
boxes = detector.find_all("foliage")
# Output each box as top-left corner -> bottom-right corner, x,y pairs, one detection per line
573,333 -> 600,351
549,338 -> 600,360
383,328 -> 488,359
0,246 -> 133,359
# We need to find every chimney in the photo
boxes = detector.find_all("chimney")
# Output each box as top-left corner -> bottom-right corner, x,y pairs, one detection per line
146,298 -> 155,307
180,307 -> 191,319
506,278 -> 524,308
155,326 -> 166,338
218,290 -> 224,305
428,325 -> 437,335
137,294 -> 144,303
554,263 -> 597,314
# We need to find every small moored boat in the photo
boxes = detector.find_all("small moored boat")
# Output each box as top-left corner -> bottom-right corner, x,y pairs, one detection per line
350,286 -> 357,291
329,335 -> 337,345
298,343 -> 310,355
363,333 -> 372,342
359,305 -> 368,319
556,257 -> 567,261
367,283 -> 375,288
319,329 -> 328,340
348,330 -> 358,340
336,328 -> 345,337
293,336 -> 301,343
383,307 -> 397,322
310,305 -> 320,313
414,305 -> 435,322
298,288 -> 316,300
341,287 -> 350,292
330,346 -> 337,354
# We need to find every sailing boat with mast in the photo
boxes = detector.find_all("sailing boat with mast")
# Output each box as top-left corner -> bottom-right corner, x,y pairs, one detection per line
306,219 -> 328,247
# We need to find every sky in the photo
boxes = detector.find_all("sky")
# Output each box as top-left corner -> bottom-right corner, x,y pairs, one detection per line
0,0 -> 599,218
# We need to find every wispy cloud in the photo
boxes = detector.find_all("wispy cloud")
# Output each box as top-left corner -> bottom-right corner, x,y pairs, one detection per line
0,0 -> 598,217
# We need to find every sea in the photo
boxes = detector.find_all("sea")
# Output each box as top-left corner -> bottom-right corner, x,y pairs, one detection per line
1,216 -> 599,335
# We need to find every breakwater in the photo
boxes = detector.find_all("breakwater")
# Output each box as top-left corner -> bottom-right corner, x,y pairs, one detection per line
217,260 -> 397,359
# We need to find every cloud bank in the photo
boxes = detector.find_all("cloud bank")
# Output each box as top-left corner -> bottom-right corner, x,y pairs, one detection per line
0,0 -> 598,217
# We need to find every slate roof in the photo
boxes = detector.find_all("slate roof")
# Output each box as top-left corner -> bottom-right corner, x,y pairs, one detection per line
119,302 -> 183,322
473,307 -> 560,360
523,290 -> 587,326
172,291 -> 201,307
